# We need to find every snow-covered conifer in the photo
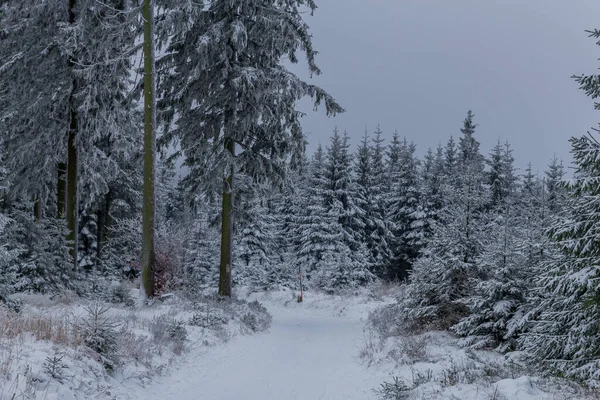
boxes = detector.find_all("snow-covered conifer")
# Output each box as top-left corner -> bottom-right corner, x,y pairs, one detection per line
452,200 -> 528,352
420,144 -> 446,236
354,127 -> 392,271
387,138 -> 424,280
518,129 -> 600,382
545,155 -> 566,214
402,111 -> 487,328
158,0 -> 342,295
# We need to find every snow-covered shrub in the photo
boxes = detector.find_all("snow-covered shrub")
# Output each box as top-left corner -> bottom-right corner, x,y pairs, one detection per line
42,350 -> 69,383
398,336 -> 429,364
247,299 -> 268,315
410,369 -> 435,387
0,211 -> 18,304
116,329 -> 152,365
374,376 -> 410,400
167,320 -> 188,342
189,312 -> 227,328
77,303 -> 119,368
0,296 -> 22,314
240,300 -> 272,333
78,210 -> 98,271
452,208 -> 529,352
182,213 -> 220,291
149,315 -> 188,355
99,216 -> 141,275
4,207 -> 72,294
401,237 -> 476,331
240,313 -> 260,332
358,330 -> 384,367
154,221 -> 187,295
101,215 -> 187,296
109,281 -> 133,304
189,308 -> 228,329
368,304 -> 403,338
439,358 -> 482,387
148,316 -> 169,342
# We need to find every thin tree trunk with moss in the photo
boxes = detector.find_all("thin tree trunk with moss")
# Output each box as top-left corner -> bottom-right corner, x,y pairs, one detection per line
218,137 -> 235,297
66,111 -> 78,267
96,190 -> 112,261
57,162 -> 66,217
66,0 -> 78,270
140,0 -> 156,298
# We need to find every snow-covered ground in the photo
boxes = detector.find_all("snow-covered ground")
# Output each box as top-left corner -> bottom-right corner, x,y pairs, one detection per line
124,287 -> 600,400
130,289 -> 393,400
2,286 -> 599,400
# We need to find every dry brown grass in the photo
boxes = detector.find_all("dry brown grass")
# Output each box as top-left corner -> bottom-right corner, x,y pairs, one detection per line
0,307 -> 80,348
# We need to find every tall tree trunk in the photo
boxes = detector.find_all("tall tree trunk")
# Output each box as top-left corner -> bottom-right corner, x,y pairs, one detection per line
218,137 -> 235,297
66,108 -> 78,267
34,197 -> 42,220
96,189 -> 112,261
140,0 -> 156,298
57,162 -> 66,217
66,0 -> 78,270
104,195 -> 113,242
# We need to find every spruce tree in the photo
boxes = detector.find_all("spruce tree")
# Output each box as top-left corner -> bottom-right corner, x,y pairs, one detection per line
158,0 -> 343,296
370,126 -> 393,271
519,132 -> 600,381
545,155 -> 566,214
517,31 -> 600,381
296,131 -> 373,290
388,138 -> 423,280
184,205 -> 221,290
453,192 -> 529,352
487,140 -> 505,208
354,127 -> 391,270
235,196 -> 275,289
320,129 -> 365,254
296,146 -> 346,284
0,1 -> 70,199
443,136 -> 459,181
0,0 -> 140,274
354,130 -> 375,264
421,144 -> 445,237
274,156 -> 310,283
403,111 -> 487,328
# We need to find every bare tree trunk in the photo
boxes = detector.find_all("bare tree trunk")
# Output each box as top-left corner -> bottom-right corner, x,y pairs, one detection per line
218,137 -> 235,297
34,197 -> 42,220
140,0 -> 156,298
66,0 -> 78,270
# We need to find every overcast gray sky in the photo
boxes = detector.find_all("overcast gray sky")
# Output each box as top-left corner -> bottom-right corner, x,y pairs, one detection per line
291,0 -> 600,174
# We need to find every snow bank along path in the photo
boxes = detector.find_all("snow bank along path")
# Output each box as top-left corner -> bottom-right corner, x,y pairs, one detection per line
135,291 -> 391,400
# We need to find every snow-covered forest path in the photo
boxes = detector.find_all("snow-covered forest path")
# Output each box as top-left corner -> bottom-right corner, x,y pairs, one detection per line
135,291 -> 391,400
